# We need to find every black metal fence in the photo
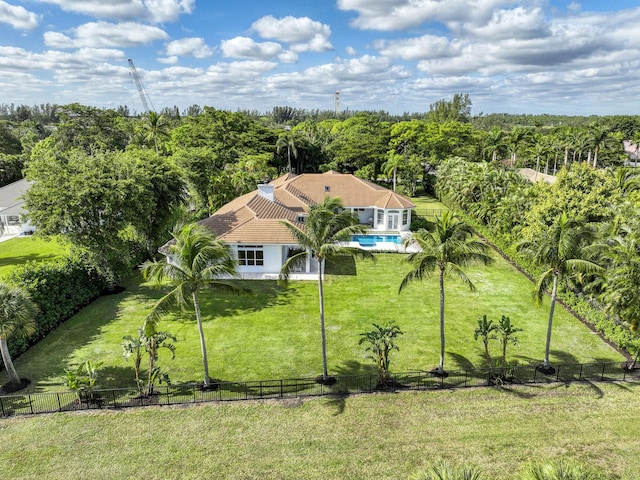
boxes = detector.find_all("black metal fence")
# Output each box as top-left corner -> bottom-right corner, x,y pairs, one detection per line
1,361 -> 637,418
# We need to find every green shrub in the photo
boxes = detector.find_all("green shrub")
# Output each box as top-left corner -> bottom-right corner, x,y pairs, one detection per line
7,253 -> 108,357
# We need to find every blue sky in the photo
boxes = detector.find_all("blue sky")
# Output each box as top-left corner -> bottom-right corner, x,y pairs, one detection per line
1,0 -> 640,116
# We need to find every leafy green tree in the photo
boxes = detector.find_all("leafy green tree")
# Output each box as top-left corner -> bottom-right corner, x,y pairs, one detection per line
0,283 -> 38,389
400,212 -> 492,374
474,315 -> 497,371
24,148 -> 184,280
141,223 -> 247,387
517,213 -> 602,369
359,321 -> 403,386
279,196 -> 374,381
496,315 -> 522,367
427,93 -> 473,123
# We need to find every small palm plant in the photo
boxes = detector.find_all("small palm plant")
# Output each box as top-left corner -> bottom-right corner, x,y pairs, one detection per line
474,315 -> 497,372
410,460 -> 485,480
359,321 -> 403,388
122,322 -> 176,396
519,460 -> 605,480
496,315 -> 523,368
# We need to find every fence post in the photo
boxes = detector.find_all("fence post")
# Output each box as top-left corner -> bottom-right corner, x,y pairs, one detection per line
464,370 -> 468,388
533,365 -> 537,383
601,363 -> 606,381
57,393 -> 62,412
28,395 -> 34,414
0,396 -> 5,417
579,364 -> 583,381
280,379 -> 284,398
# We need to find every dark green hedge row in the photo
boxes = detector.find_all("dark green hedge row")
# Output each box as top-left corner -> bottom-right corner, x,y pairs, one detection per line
7,255 -> 108,358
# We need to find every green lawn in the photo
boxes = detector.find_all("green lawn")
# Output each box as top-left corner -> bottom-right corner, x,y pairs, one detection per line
1,249 -> 624,393
1,382 -> 639,479
0,236 -> 69,279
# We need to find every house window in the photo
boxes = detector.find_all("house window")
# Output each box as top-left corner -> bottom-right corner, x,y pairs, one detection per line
376,209 -> 384,226
297,215 -> 306,223
237,245 -> 264,266
324,185 -> 330,192
402,210 -> 409,225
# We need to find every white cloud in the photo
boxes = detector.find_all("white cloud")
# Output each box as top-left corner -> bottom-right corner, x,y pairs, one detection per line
375,34 -> 461,61
165,37 -> 212,58
251,15 -> 332,52
0,1 -> 39,30
456,7 -> 550,40
346,46 -> 357,56
221,37 -> 283,60
44,21 -> 169,48
337,0 -> 508,31
36,0 -> 195,23
158,55 -> 178,64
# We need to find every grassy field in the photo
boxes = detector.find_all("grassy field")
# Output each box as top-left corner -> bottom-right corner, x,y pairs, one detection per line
1,249 -> 624,393
1,382 -> 639,479
0,236 -> 68,279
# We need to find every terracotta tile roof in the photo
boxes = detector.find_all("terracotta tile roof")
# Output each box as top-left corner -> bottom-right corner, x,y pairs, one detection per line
276,171 -> 415,209
190,172 -> 415,246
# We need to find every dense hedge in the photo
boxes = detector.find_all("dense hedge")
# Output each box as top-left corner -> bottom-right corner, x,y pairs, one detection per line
7,255 -> 108,358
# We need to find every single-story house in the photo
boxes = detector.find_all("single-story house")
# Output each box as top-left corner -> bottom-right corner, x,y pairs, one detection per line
0,179 -> 35,238
181,172 -> 416,279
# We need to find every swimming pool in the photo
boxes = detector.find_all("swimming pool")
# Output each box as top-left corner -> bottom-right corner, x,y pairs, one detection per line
351,234 -> 402,245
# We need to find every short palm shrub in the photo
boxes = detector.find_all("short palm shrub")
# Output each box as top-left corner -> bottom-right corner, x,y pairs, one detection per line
409,460 -> 485,480
519,460 -> 607,480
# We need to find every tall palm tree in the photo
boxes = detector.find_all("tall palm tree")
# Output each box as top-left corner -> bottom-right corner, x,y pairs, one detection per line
141,223 -> 247,387
399,212 -> 492,374
517,213 -> 601,370
279,196 -> 374,380
144,111 -> 169,154
383,152 -> 404,192
0,283 -> 38,389
276,131 -> 300,173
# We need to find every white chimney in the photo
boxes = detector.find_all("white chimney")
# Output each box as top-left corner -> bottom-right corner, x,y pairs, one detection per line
257,184 -> 274,202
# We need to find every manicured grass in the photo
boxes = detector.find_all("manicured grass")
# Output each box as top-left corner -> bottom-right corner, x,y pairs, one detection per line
1,250 -> 624,393
1,382 -> 639,479
0,236 -> 69,279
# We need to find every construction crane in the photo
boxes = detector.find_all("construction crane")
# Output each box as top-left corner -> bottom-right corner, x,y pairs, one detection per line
128,58 -> 155,114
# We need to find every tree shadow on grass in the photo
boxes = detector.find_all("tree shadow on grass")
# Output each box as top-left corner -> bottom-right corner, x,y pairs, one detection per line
0,252 -> 59,268
326,256 -> 357,276
165,281 -> 299,324
447,352 -> 475,371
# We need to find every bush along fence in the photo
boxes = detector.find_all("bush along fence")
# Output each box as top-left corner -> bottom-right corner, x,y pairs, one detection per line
1,361 -> 638,418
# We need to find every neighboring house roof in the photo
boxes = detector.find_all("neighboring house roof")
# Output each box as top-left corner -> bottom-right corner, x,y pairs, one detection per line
0,179 -> 30,217
196,172 -> 415,245
518,168 -> 556,184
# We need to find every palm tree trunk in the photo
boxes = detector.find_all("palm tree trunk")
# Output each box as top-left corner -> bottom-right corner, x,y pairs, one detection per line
192,291 -> 211,386
544,274 -> 559,368
392,166 -> 397,192
318,258 -> 328,378
438,268 -> 445,373
0,337 -> 20,385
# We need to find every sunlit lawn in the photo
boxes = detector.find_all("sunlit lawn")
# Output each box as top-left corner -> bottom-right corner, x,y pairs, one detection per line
1,249 -> 625,394
2,382 -> 640,479
0,236 -> 69,279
